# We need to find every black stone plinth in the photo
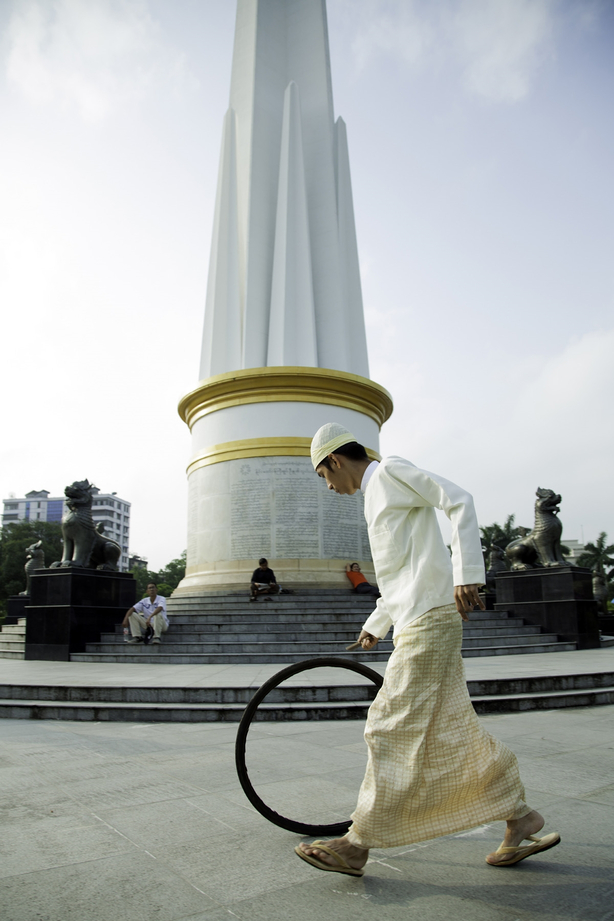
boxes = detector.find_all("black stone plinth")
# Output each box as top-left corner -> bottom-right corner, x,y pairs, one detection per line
5,595 -> 29,625
24,569 -> 136,661
494,567 -> 600,649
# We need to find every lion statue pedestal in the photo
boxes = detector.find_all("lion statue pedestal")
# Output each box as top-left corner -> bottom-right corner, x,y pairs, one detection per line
494,566 -> 600,650
22,479 -> 135,660
25,568 -> 136,661
494,485 -> 600,649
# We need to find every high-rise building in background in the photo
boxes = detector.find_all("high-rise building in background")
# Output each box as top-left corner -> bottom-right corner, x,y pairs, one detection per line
177,0 -> 393,593
2,489 -> 131,571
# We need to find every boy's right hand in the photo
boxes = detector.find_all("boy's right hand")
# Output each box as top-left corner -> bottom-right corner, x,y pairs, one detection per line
359,630 -> 378,650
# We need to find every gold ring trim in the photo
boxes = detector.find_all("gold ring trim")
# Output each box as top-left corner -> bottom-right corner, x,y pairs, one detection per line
178,366 -> 393,430
186,437 -> 381,473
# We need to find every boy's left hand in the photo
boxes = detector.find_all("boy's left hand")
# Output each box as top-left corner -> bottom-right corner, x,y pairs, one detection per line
454,584 -> 485,621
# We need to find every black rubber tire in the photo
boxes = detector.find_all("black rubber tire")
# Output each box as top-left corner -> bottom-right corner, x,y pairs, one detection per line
234,656 -> 383,836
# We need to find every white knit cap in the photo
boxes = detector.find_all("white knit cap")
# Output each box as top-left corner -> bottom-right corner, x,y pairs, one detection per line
311,422 -> 357,470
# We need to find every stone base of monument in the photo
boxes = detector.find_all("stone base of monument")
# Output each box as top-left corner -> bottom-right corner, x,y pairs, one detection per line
494,566 -> 600,650
5,595 -> 29,626
24,569 -> 136,661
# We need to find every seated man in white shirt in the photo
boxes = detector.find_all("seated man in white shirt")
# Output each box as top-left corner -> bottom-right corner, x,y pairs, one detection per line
123,582 -> 169,645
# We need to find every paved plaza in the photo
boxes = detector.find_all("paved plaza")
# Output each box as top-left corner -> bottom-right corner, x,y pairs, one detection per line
1,686 -> 613,921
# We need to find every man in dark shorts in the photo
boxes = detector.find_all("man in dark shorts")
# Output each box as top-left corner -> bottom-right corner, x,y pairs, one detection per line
250,558 -> 280,601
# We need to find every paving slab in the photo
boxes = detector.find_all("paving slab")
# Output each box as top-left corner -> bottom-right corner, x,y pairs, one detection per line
0,704 -> 613,921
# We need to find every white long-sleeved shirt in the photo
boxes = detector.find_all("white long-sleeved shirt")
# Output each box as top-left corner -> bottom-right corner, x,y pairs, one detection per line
360,457 -> 485,639
133,595 -> 169,626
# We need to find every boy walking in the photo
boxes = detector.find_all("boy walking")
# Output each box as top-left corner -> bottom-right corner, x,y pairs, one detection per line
295,423 -> 559,876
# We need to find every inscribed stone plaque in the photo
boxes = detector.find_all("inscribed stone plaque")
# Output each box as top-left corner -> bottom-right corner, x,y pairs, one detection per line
227,456 -> 371,561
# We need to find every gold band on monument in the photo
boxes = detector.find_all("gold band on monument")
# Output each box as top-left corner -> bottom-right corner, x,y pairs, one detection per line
186,437 -> 381,473
178,366 -> 393,430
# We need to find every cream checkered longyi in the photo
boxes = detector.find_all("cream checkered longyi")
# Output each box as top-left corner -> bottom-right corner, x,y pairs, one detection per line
346,604 -> 530,849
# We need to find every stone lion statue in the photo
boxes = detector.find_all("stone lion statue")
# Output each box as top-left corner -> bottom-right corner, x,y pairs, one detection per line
20,540 -> 45,595
505,488 -> 570,571
51,480 -> 121,570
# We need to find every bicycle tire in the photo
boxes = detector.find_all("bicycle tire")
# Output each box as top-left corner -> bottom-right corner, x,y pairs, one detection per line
235,656 -> 383,836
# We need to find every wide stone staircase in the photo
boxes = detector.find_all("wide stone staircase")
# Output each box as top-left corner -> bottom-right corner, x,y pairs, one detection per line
70,588 -> 577,665
3,591 -> 614,722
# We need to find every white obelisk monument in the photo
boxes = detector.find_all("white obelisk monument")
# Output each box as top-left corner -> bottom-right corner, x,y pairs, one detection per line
177,0 -> 392,592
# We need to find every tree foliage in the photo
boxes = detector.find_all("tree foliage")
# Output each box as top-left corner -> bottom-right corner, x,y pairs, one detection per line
577,532 -> 614,576
0,526 -> 187,616
480,515 -> 528,557
0,521 -> 63,614
129,550 -> 186,601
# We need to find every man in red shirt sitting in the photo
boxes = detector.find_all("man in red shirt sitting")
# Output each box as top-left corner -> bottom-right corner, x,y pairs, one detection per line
345,562 -> 380,598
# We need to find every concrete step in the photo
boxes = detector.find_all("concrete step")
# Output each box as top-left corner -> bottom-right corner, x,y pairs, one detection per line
87,640 -> 395,654
462,642 -> 577,657
88,633 -> 550,655
101,630 -> 384,644
0,619 -> 26,659
70,650 -> 394,664
4,671 -> 611,705
100,624 -> 541,645
461,633 -> 560,649
471,687 -> 614,713
0,635 -> 27,646
120,617 -> 527,631
0,684 -> 377,704
169,589 -> 371,601
155,611 -> 519,627
167,611 -> 380,624
1,684 -> 612,722
168,596 -> 375,607
71,640 -> 577,664
0,699 -> 376,722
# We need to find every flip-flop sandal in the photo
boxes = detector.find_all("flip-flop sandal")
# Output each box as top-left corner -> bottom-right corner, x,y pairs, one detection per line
295,840 -> 365,876
488,832 -> 561,867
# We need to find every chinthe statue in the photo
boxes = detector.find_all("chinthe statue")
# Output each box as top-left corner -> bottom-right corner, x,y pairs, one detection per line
50,480 -> 121,570
505,488 -> 571,571
19,540 -> 46,595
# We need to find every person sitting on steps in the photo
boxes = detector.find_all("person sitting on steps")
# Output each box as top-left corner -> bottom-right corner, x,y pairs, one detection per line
250,558 -> 280,602
123,582 -> 169,644
345,562 -> 380,598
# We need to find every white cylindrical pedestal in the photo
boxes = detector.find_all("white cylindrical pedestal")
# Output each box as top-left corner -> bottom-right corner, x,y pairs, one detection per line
177,367 -> 392,592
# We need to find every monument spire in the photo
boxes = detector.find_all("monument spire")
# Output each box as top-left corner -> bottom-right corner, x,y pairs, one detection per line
179,0 -> 392,593
200,0 -> 369,378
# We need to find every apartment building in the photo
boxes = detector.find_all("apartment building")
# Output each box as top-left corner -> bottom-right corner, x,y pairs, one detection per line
2,488 -> 131,571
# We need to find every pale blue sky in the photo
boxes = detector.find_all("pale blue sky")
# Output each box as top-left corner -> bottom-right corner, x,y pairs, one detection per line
1,0 -> 612,566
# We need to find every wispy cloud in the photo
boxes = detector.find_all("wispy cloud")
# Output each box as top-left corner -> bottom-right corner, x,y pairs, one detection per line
508,327 -> 614,475
340,0 -> 434,72
4,0 -> 192,122
332,0 -> 567,103
453,0 -> 556,102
